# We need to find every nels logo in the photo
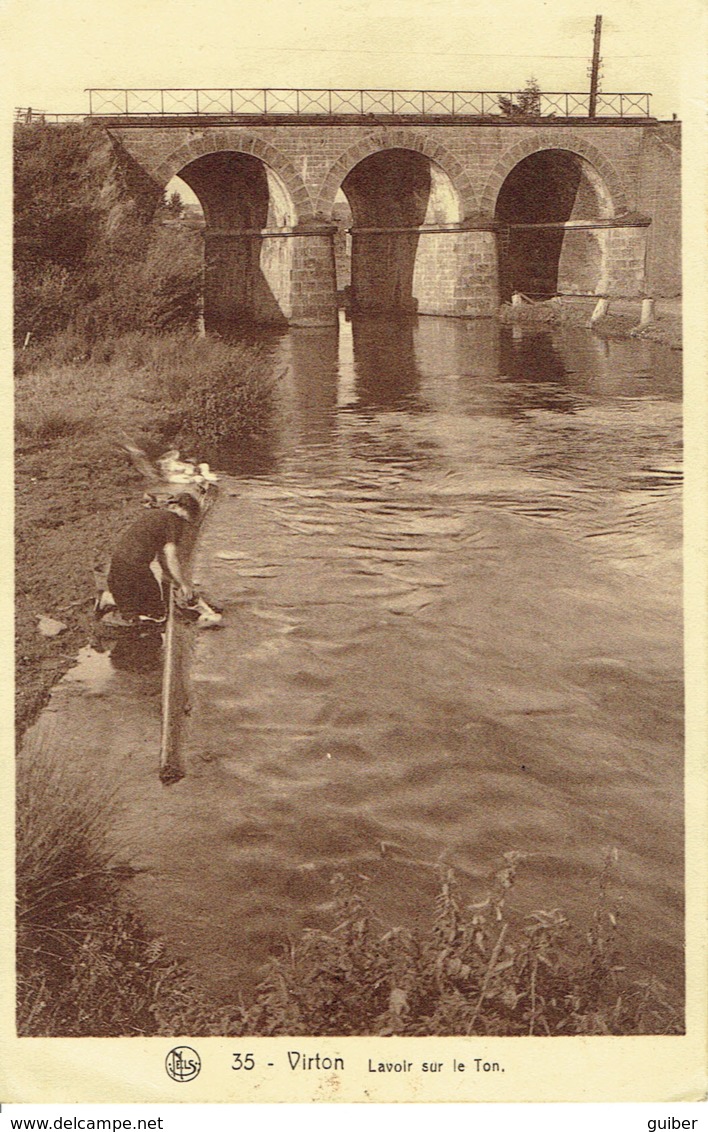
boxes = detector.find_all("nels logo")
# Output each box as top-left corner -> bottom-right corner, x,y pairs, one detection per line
165,1046 -> 201,1082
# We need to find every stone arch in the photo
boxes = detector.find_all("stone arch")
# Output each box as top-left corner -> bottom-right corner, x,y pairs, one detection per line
152,130 -> 312,224
315,129 -> 479,220
480,133 -> 629,217
151,134 -> 326,332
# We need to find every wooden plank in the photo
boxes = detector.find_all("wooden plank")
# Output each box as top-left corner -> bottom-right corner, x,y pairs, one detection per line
158,485 -> 218,785
159,584 -> 186,785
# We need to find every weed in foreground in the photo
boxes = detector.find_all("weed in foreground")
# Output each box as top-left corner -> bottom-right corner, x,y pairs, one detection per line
241,858 -> 683,1037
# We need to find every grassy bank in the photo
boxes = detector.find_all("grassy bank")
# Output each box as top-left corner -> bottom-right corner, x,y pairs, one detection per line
14,324 -> 282,1036
15,328 -> 276,734
17,739 -> 682,1036
16,740 -> 220,1036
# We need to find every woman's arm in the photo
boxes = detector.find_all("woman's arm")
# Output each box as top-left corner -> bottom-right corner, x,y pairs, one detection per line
162,541 -> 193,601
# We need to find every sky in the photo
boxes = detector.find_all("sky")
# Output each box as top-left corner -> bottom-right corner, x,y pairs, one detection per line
2,0 -> 701,121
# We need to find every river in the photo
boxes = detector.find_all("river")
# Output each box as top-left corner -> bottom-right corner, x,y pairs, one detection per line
39,315 -> 684,1003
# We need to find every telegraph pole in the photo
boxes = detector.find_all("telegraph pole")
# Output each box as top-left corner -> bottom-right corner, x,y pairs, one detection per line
589,14 -> 602,117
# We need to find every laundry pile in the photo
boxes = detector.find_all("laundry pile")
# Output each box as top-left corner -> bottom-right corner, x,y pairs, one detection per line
119,440 -> 219,488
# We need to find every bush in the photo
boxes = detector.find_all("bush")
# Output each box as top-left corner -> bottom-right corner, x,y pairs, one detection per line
140,227 -> 203,332
241,859 -> 682,1036
184,344 -> 278,447
14,123 -> 156,345
14,326 -> 279,458
14,265 -> 79,342
144,331 -> 279,447
14,123 -> 202,346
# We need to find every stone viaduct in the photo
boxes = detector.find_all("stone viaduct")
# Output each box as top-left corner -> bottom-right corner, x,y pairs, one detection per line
104,100 -> 680,332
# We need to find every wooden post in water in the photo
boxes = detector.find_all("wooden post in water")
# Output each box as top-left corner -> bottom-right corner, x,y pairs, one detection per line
157,486 -> 217,784
159,584 -> 185,785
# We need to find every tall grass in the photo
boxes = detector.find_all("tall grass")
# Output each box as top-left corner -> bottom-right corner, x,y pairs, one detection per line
15,329 -> 279,452
16,741 -> 217,1036
158,335 -> 278,448
107,329 -> 279,450
15,363 -> 100,441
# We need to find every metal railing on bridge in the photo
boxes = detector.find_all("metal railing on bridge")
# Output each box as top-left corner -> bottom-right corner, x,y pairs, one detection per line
84,88 -> 653,119
15,108 -> 87,125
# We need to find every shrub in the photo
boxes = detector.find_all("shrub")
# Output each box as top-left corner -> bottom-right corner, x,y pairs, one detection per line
143,332 -> 279,447
14,265 -> 79,342
103,330 -> 160,371
14,123 -> 202,346
14,325 -> 279,456
241,858 -> 682,1036
140,227 -> 203,332
14,123 -> 158,346
185,346 -> 278,446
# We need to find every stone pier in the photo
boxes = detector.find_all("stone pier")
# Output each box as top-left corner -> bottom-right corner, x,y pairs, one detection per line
203,224 -> 338,331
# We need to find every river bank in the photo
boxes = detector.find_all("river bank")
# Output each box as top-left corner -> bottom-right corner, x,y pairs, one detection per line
500,296 -> 682,350
16,364 -> 159,734
15,329 -> 274,735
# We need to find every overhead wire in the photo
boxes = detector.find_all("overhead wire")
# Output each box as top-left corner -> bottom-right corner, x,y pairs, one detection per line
231,46 -> 678,59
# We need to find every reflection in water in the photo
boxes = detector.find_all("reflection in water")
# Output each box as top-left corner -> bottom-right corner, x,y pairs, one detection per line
415,316 -> 502,379
500,326 -> 569,383
497,326 -> 667,397
284,327 -> 339,444
108,630 -> 164,674
351,317 -> 422,408
37,315 -> 683,1013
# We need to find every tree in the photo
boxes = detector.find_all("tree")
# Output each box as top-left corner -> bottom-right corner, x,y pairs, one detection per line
498,78 -> 542,118
165,190 -> 184,219
13,122 -> 198,342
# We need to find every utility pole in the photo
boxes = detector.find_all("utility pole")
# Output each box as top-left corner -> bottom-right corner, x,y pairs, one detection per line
589,14 -> 602,117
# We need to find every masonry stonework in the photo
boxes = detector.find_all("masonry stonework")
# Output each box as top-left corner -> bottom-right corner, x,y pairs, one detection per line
636,126 -> 681,298
109,119 -> 680,325
289,228 -> 339,327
